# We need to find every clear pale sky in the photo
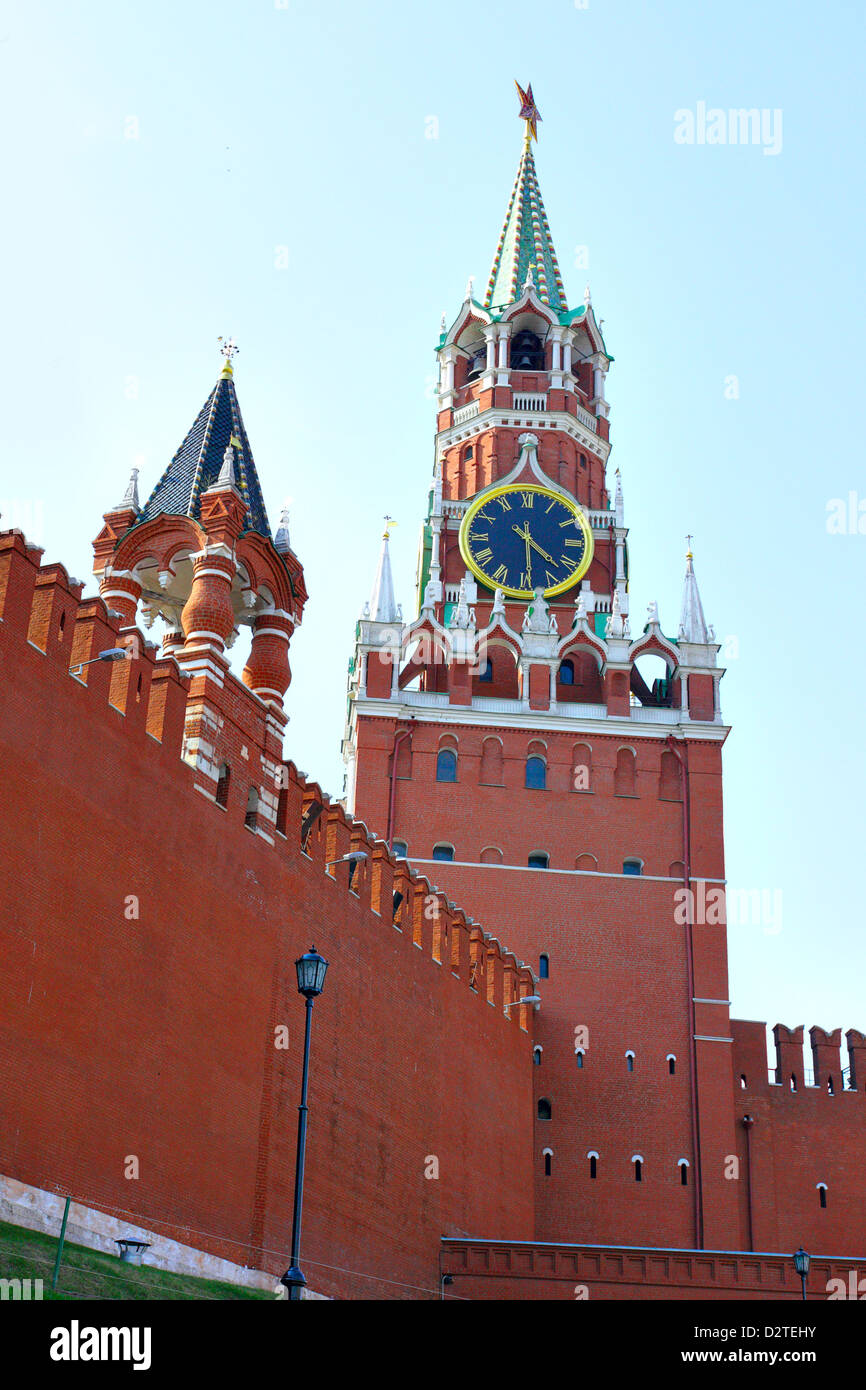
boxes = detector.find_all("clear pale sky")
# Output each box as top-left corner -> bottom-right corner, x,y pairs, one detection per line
2,0 -> 864,1047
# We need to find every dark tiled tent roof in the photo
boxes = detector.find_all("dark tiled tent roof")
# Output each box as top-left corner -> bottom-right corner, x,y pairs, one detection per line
136,368 -> 270,538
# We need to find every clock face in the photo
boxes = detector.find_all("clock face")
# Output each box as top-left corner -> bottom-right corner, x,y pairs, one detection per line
459,484 -> 594,600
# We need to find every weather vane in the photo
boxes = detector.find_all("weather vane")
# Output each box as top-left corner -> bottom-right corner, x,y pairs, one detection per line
383,514 -> 397,539
686,533 -> 694,556
515,81 -> 542,145
218,336 -> 239,363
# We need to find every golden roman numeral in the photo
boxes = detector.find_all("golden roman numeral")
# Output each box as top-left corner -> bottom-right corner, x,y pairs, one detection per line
559,517 -> 576,528
475,546 -> 493,563
545,569 -> 559,586
520,491 -> 534,508
492,564 -> 508,582
497,496 -> 512,511
564,538 -> 582,547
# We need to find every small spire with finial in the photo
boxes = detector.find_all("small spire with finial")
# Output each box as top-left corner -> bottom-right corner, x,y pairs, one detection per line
686,533 -> 694,559
383,514 -> 397,540
218,336 -> 239,377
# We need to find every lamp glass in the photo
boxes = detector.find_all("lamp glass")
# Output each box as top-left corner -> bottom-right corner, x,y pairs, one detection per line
793,1248 -> 810,1275
296,948 -> 328,998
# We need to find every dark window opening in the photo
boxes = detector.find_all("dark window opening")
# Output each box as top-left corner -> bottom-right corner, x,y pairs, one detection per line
589,1155 -> 597,1179
215,763 -> 231,809
544,1152 -> 552,1176
525,756 -> 546,790
432,844 -> 454,862
559,660 -> 575,686
634,1159 -> 642,1183
623,859 -> 642,876
392,840 -> 408,858
537,1098 -> 552,1121
680,1164 -> 689,1186
626,1054 -> 635,1073
436,749 -> 457,783
479,658 -> 493,682
668,1057 -> 676,1076
528,853 -> 549,870
539,953 -> 549,979
819,1186 -> 827,1209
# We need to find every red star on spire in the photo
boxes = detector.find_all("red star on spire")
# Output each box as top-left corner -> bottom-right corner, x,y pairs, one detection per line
515,81 -> 542,142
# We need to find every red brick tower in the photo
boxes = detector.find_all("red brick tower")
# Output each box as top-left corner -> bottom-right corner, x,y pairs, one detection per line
344,92 -> 739,1249
92,341 -> 307,823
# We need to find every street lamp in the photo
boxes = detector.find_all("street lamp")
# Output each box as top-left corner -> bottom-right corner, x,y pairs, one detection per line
793,1247 -> 810,1301
281,946 -> 328,1302
504,995 -> 542,1009
69,647 -> 130,677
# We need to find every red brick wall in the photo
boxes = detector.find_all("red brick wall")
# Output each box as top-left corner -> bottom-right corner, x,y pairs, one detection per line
730,1020 -> 866,1254
0,532 -> 535,1300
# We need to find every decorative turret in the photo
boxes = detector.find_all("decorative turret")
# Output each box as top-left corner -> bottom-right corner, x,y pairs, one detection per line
92,342 -> 307,722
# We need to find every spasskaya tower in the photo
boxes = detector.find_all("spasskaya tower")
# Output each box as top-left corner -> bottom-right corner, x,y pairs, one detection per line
343,85 -> 739,1251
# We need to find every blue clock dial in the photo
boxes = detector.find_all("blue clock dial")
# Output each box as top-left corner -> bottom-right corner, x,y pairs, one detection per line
459,485 -> 593,599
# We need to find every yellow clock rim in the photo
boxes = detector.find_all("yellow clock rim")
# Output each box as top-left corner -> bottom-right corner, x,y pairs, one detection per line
458,483 -> 595,601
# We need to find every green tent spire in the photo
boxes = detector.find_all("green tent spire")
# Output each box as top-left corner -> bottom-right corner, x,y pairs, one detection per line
483,137 -> 568,314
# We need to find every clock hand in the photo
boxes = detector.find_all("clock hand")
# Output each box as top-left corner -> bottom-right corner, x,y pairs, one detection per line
526,535 -> 554,564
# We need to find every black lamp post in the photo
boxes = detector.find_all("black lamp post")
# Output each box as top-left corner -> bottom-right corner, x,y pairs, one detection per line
281,946 -> 328,1302
793,1247 -> 810,1301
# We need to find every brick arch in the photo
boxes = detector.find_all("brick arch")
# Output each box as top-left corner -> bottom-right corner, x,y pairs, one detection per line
659,749 -> 682,801
614,746 -> 636,796
480,736 -> 504,787
480,845 -> 503,864
576,853 -> 597,871
572,742 -> 592,792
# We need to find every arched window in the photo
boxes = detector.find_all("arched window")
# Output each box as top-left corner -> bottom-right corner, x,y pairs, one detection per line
790,1073 -> 798,1092
626,1050 -> 635,1073
432,843 -> 454,862
537,1098 -> 552,1121
533,1046 -> 543,1067
245,786 -> 259,829
632,1155 -> 643,1183
559,660 -> 575,686
543,1148 -> 553,1177
614,747 -> 636,796
392,840 -> 408,858
623,859 -> 643,876
740,1074 -> 747,1089
817,1183 -> 827,1209
436,748 -> 457,783
667,1054 -> 676,1076
588,1150 -> 598,1179
215,763 -> 230,808
539,953 -> 549,979
479,658 -> 493,682
510,328 -> 543,370
528,852 -> 549,870
678,1159 -> 689,1186
575,1049 -> 585,1069
525,756 -> 546,789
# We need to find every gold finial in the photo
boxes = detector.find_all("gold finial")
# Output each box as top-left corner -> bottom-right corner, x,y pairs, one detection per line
383,515 -> 397,540
686,533 -> 694,559
218,336 -> 239,376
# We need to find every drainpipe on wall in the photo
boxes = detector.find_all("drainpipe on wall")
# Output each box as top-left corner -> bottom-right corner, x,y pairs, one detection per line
665,733 -> 704,1250
742,1114 -> 755,1251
